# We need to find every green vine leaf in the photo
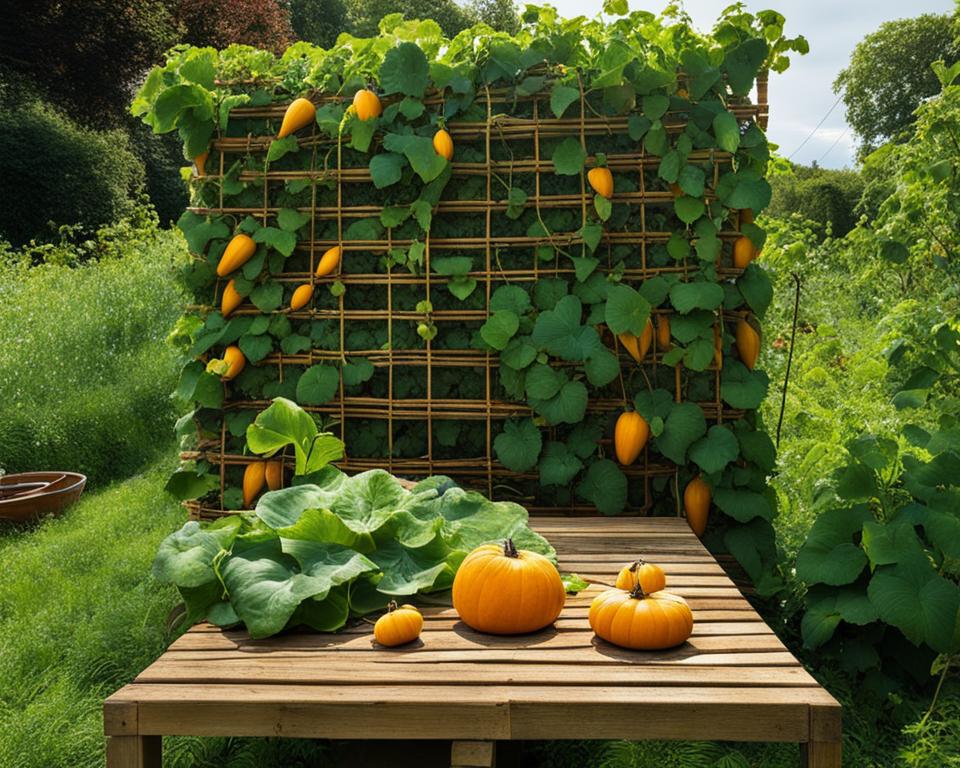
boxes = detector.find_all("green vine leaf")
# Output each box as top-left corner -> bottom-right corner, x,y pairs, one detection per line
379,42 -> 430,97
552,137 -> 586,175
494,418 -> 542,472
605,283 -> 652,336
479,310 -> 520,350
577,459 -> 627,515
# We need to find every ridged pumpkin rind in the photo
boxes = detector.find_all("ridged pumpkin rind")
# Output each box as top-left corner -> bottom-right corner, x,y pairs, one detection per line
374,605 -> 423,647
615,560 -> 667,593
589,588 -> 693,650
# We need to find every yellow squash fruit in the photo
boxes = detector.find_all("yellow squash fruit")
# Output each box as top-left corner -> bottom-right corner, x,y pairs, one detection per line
277,98 -> 316,139
315,245 -> 342,277
352,89 -> 382,121
194,151 -> 208,177
655,315 -> 671,352
221,279 -> 243,318
433,128 -> 454,160
615,558 -> 666,593
684,476 -> 711,537
242,462 -> 266,508
216,234 -> 256,277
220,345 -> 246,381
614,411 -> 649,465
713,324 -> 723,370
290,283 -> 314,311
733,235 -> 756,269
265,460 -> 284,491
374,602 -> 423,647
618,318 -> 653,363
736,317 -> 760,370
587,166 -> 614,198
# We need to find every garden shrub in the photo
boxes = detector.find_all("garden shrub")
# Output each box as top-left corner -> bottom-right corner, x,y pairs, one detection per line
0,97 -> 145,246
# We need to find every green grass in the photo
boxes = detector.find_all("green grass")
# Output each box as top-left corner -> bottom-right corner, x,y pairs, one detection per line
0,229 -> 184,485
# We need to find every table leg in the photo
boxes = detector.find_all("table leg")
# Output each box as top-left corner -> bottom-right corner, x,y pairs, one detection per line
106,735 -> 162,768
801,740 -> 841,767
451,740 -> 496,768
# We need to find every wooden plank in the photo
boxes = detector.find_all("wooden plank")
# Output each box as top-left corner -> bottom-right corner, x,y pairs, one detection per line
312,617 -> 772,633
801,741 -> 842,768
136,659 -> 821,688
105,736 -> 161,768
103,700 -> 138,736
123,683 -> 815,742
451,740 -> 495,768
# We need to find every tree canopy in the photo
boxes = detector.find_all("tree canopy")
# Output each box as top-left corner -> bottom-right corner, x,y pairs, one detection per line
834,13 -> 960,157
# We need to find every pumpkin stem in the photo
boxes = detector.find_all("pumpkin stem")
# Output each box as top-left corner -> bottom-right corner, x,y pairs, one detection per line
630,582 -> 647,600
503,538 -> 519,558
386,600 -> 398,613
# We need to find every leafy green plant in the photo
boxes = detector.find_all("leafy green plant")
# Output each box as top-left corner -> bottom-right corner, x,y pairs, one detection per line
135,3 -> 804,592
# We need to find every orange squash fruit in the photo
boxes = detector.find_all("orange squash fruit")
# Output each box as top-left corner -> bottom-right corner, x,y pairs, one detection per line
221,279 -> 243,318
615,558 -> 667,593
216,234 -> 256,277
713,324 -> 723,370
684,476 -> 711,537
433,128 -> 454,160
290,283 -> 314,311
315,245 -> 341,277
452,539 -> 566,635
352,89 -> 382,121
587,166 -> 614,198
242,462 -> 266,508
194,151 -> 208,177
614,411 -> 649,465
655,315 -> 671,352
277,98 -> 316,139
736,317 -> 760,370
590,585 -> 694,650
374,602 -> 423,647
733,235 -> 756,269
220,345 -> 246,381
265,460 -> 284,491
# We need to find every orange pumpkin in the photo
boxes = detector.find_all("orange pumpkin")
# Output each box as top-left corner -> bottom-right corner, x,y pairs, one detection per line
374,602 -> 423,647
589,585 -> 693,650
452,539 -> 565,635
615,558 -> 666,593
216,234 -> 256,277
733,235 -> 755,269
352,89 -> 382,121
290,283 -> 314,311
277,98 -> 316,139
220,345 -> 246,381
433,128 -> 454,160
242,462 -> 266,508
736,317 -> 760,370
684,476 -> 711,537
587,166 -> 614,198
316,245 -> 342,277
265,460 -> 284,491
221,279 -> 243,318
655,315 -> 671,352
614,411 -> 649,465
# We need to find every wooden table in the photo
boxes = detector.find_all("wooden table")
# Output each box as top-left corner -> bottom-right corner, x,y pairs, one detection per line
104,517 -> 841,767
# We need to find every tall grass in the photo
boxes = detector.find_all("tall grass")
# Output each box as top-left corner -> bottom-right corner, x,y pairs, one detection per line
0,226 -> 185,484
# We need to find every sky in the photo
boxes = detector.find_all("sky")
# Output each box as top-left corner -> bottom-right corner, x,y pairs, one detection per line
544,0 -> 956,168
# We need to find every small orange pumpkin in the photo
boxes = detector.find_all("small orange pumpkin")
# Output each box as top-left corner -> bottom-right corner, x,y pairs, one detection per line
614,411 -> 649,465
615,558 -> 666,593
452,539 -> 565,635
216,234 -> 256,277
684,475 -> 711,537
221,279 -> 243,318
736,316 -> 760,370
316,245 -> 341,277
265,460 -> 284,491
587,166 -> 614,198
589,584 -> 693,650
277,98 -> 316,139
433,128 -> 454,160
733,235 -> 755,269
242,461 -> 266,508
352,89 -> 382,121
290,283 -> 314,311
374,602 -> 423,647
220,345 -> 246,381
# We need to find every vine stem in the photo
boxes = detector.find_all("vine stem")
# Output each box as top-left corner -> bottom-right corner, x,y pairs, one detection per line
776,272 -> 801,449
919,657 -> 951,728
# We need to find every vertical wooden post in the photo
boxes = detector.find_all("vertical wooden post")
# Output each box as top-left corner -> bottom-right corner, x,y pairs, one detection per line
451,740 -> 496,768
801,700 -> 842,767
106,736 -> 161,768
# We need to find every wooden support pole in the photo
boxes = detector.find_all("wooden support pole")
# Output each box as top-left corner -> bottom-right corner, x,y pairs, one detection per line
106,736 -> 162,768
801,700 -> 842,767
451,739 -> 496,768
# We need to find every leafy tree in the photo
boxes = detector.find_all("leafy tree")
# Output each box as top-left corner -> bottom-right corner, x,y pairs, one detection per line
834,13 -> 960,156
0,0 -> 177,125
287,0 -> 348,48
344,0 -> 474,37
468,0 -> 520,35
173,0 -> 294,53
768,164 -> 864,238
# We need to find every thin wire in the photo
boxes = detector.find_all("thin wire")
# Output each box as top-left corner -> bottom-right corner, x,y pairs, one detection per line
816,127 -> 849,165
787,93 -> 843,160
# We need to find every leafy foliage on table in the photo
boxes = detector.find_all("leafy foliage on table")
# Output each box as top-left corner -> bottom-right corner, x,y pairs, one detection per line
134,4 -> 805,593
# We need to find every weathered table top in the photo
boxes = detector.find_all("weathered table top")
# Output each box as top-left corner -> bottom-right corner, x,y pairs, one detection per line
105,517 -> 841,767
